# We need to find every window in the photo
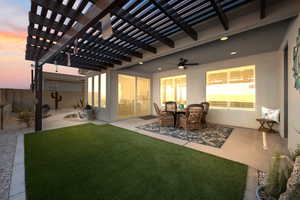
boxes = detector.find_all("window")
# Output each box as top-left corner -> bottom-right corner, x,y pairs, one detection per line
160,75 -> 187,105
87,73 -> 106,107
94,75 -> 99,107
206,65 -> 255,109
88,77 -> 93,105
100,73 -> 106,108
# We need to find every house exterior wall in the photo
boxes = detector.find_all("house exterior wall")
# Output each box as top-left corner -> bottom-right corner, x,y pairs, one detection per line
279,13 -> 300,151
152,51 -> 281,130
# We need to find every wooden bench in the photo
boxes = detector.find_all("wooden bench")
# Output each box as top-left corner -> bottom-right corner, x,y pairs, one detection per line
256,118 -> 278,133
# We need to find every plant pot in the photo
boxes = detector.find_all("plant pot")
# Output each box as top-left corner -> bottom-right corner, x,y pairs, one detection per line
85,109 -> 94,120
256,184 -> 267,200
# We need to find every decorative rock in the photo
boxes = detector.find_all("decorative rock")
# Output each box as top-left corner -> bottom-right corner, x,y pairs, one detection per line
279,156 -> 300,200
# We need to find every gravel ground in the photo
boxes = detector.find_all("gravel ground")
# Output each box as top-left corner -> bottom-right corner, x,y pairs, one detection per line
0,116 -> 30,200
0,132 -> 17,200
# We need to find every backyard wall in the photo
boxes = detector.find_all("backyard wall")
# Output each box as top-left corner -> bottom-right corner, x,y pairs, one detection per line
43,80 -> 84,109
0,89 -> 34,112
279,13 -> 300,151
152,51 -> 281,130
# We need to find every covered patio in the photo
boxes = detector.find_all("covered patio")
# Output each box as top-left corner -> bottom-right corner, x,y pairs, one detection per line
2,0 -> 298,199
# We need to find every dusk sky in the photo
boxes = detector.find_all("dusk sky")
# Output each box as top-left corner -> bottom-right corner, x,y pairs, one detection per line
0,0 -> 79,89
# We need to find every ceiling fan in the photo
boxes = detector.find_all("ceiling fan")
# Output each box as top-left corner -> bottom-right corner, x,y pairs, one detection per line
177,58 -> 199,70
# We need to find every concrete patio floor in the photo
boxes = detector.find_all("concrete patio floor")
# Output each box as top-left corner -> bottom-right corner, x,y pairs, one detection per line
111,118 -> 289,172
1,112 -> 289,200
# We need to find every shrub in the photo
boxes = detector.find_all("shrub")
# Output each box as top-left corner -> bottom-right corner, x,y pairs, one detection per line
291,145 -> 300,161
17,111 -> 33,128
265,155 -> 293,199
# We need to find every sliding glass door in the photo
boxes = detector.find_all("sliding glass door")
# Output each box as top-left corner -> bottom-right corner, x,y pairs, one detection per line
117,74 -> 150,118
118,74 -> 136,118
136,77 -> 151,116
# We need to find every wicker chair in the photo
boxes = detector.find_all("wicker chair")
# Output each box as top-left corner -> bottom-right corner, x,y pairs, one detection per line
153,103 -> 174,127
179,104 -> 204,131
165,101 -> 177,112
200,102 -> 210,127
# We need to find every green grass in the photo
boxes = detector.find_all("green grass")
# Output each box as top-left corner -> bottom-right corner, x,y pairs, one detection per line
25,123 -> 248,200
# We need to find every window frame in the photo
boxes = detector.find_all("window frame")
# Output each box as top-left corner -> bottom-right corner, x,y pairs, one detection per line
87,72 -> 107,108
116,73 -> 151,119
100,73 -> 106,108
159,74 -> 187,106
205,65 -> 256,111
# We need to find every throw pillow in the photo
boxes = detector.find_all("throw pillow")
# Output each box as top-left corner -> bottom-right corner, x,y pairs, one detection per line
261,107 -> 280,123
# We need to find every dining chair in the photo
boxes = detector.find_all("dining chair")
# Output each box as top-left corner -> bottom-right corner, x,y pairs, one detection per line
165,101 -> 177,112
200,102 -> 210,127
153,103 -> 174,127
179,104 -> 204,131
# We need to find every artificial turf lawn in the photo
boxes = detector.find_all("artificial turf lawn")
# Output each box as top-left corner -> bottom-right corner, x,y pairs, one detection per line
25,123 -> 248,200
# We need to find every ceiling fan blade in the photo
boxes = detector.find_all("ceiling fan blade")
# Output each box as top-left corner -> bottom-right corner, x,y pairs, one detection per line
185,63 -> 199,65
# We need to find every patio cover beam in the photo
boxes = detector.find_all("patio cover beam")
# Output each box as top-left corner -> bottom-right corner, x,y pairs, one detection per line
113,9 -> 175,48
260,0 -> 266,19
34,62 -> 43,132
150,0 -> 198,41
37,0 -> 127,67
209,0 -> 229,30
114,31 -> 157,54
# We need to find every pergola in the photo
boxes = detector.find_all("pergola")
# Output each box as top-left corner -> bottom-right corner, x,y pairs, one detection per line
25,0 -> 267,131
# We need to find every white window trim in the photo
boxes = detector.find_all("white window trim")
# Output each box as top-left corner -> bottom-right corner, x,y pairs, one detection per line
88,72 -> 107,108
205,65 -> 256,111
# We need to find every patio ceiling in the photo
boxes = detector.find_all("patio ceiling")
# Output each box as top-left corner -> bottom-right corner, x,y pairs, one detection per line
25,0 -> 264,71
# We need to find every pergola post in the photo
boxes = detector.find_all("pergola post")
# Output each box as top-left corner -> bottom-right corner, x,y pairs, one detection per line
34,62 -> 43,132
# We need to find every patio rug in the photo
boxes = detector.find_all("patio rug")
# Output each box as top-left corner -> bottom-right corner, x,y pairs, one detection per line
136,122 -> 233,148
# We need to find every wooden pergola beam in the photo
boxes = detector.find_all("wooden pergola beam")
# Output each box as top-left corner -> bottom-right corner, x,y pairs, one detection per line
113,8 -> 175,48
260,0 -> 266,19
114,31 -> 157,54
150,0 -> 198,41
209,0 -> 229,30
38,0 -> 127,66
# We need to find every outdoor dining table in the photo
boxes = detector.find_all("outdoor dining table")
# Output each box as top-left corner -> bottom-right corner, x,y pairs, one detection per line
166,108 -> 187,127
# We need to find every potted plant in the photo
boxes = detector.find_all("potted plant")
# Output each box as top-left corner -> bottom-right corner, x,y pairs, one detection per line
256,154 -> 292,200
84,104 -> 94,120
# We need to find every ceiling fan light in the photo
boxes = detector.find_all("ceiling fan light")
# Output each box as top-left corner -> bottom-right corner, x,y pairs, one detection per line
178,65 -> 185,70
220,36 -> 229,41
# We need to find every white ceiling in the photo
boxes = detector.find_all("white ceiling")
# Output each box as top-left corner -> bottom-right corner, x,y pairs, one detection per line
126,18 -> 292,74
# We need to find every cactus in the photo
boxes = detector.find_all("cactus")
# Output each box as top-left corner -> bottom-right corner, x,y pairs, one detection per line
51,91 -> 62,110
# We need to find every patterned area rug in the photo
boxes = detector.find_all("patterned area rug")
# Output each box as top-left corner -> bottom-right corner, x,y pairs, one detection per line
136,122 -> 233,148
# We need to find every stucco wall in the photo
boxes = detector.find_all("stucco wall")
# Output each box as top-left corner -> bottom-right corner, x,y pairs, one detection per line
152,51 -> 281,130
279,14 -> 300,151
0,89 -> 34,112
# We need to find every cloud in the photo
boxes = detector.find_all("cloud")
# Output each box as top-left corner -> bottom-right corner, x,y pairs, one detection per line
0,0 -> 81,89
0,0 -> 28,34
